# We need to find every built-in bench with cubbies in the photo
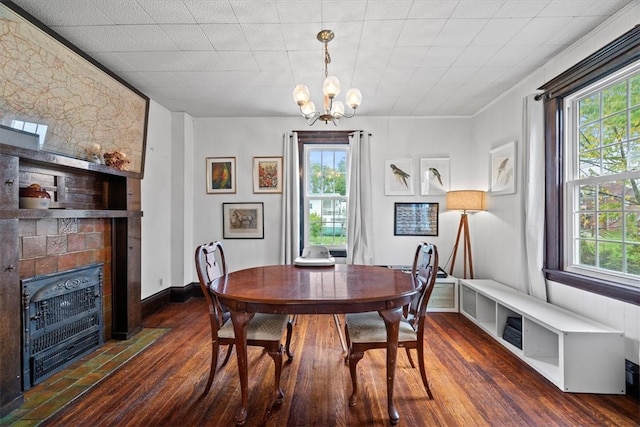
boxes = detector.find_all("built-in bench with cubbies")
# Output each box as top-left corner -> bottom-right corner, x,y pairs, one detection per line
459,279 -> 625,394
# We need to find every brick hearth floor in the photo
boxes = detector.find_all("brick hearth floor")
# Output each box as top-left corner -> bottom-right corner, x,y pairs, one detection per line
0,328 -> 168,426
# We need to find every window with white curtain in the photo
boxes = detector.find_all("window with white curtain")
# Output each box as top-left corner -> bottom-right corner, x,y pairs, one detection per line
564,62 -> 640,286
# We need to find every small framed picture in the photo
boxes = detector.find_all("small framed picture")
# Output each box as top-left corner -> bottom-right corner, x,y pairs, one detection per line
489,141 -> 516,195
394,202 -> 439,236
253,156 -> 283,193
385,159 -> 414,196
222,202 -> 264,239
420,158 -> 450,195
206,157 -> 236,194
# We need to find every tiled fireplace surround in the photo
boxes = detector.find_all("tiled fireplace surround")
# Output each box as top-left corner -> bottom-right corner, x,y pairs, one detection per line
1,120 -> 141,418
19,217 -> 113,339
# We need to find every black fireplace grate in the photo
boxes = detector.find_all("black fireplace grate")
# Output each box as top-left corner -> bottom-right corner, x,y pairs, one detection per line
22,264 -> 104,389
32,327 -> 101,383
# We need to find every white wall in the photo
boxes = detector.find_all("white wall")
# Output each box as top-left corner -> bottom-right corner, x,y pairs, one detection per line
170,112 -> 195,288
190,116 -> 472,274
370,118 -> 475,267
471,2 -> 640,364
139,2 -> 640,364
192,117 -> 296,272
140,100 -> 173,299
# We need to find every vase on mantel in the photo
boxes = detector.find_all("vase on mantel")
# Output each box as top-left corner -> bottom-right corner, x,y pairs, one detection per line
19,183 -> 51,209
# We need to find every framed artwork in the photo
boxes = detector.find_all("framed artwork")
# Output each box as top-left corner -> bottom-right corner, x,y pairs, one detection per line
420,158 -> 450,195
253,156 -> 283,193
385,159 -> 414,196
206,157 -> 236,194
0,2 -> 149,177
394,202 -> 439,236
222,202 -> 264,239
489,141 -> 516,195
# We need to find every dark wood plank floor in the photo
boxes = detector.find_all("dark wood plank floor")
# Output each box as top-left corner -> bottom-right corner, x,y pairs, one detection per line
43,298 -> 639,426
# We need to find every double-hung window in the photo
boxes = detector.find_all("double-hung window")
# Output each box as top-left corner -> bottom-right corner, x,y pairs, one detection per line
565,64 -> 640,284
540,26 -> 640,303
298,131 -> 349,256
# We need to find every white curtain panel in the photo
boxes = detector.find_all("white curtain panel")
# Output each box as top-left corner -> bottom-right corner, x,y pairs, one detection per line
280,132 -> 300,264
347,131 -> 374,265
522,94 -> 548,301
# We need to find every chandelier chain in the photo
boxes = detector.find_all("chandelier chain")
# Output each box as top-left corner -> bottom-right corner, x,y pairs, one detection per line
324,42 -> 331,79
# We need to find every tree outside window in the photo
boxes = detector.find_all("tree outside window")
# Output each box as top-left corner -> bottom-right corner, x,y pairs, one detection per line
571,70 -> 640,278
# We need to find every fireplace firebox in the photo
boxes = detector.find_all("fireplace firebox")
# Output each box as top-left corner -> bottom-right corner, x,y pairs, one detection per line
21,264 -> 104,390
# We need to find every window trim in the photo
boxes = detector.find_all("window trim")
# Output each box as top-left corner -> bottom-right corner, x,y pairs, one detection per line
538,24 -> 640,305
296,131 -> 352,258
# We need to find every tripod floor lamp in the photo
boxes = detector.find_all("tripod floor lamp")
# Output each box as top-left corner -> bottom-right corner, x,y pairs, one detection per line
446,190 -> 486,279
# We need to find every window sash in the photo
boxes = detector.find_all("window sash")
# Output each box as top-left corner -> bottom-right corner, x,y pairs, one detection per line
564,66 -> 640,286
301,142 -> 349,251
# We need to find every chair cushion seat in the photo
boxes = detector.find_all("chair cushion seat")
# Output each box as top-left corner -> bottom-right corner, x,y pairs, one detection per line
218,313 -> 290,341
346,312 -> 417,343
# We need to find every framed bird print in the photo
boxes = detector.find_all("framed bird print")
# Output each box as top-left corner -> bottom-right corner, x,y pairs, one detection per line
420,158 -> 450,195
385,159 -> 414,195
489,141 -> 516,195
206,157 -> 236,194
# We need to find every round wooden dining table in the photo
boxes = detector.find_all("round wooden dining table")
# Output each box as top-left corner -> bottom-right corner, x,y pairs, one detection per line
211,263 -> 418,425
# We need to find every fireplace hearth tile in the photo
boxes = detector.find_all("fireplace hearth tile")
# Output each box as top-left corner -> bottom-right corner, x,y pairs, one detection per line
0,328 -> 169,426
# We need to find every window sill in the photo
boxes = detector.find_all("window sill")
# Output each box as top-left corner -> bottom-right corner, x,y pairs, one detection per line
544,268 -> 640,306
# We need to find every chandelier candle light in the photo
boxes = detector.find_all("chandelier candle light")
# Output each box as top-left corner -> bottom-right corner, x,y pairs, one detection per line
293,30 -> 362,125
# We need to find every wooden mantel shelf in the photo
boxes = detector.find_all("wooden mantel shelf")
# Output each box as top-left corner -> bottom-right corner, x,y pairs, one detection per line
0,142 -> 140,179
0,209 -> 143,219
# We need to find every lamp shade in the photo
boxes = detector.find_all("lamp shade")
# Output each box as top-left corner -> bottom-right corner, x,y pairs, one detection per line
331,101 -> 345,117
345,88 -> 362,108
446,190 -> 486,211
293,84 -> 310,105
323,76 -> 340,98
300,101 -> 316,116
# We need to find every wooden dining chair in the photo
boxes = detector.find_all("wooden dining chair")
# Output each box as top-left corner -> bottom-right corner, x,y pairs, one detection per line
194,241 -> 294,400
344,242 -> 438,406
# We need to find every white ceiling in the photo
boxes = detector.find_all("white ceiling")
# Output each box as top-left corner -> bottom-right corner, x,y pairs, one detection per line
8,0 -> 635,118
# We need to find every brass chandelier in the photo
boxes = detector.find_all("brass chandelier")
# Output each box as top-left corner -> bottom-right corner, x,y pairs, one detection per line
293,30 -> 362,126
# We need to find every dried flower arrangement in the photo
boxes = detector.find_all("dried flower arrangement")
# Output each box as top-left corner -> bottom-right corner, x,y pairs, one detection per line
103,150 -> 130,171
